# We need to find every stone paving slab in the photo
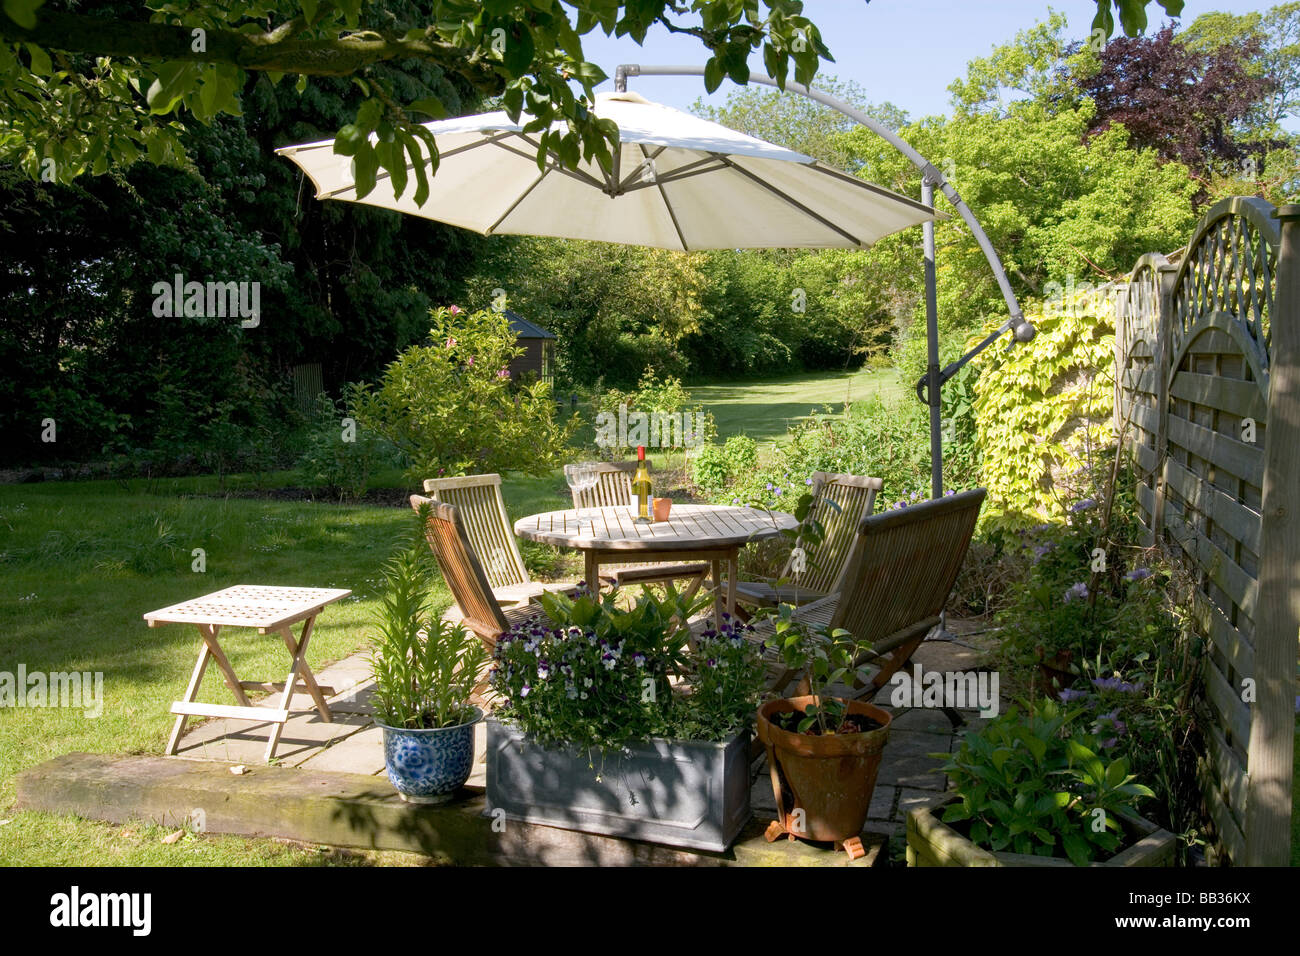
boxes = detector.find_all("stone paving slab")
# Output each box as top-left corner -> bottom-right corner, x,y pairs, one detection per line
877,751 -> 949,791
318,656 -> 376,714
898,787 -> 949,819
326,684 -> 376,715
316,653 -> 374,688
175,711 -> 372,766
297,725 -> 386,775
887,707 -> 959,734
466,721 -> 488,790
868,784 -> 896,821
750,772 -> 777,813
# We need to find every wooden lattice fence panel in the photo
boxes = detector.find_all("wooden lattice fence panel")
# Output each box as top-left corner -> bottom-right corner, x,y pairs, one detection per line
1116,253 -> 1171,541
1114,197 -> 1296,866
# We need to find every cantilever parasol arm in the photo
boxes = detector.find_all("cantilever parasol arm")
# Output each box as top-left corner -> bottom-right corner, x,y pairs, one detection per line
614,64 -> 1028,333
616,63 -> 1036,501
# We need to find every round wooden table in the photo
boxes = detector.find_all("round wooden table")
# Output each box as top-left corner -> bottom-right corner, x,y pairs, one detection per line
514,503 -> 798,624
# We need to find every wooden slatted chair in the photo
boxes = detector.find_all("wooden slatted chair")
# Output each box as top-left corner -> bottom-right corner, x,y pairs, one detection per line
734,471 -> 884,611
751,488 -> 986,703
409,495 -> 544,653
571,461 -> 710,590
422,473 -> 574,606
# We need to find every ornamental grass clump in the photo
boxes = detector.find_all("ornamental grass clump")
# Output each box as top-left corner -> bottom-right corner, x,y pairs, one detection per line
489,585 -> 767,752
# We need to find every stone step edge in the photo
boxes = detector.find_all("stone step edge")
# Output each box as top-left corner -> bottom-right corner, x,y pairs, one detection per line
14,753 -> 885,868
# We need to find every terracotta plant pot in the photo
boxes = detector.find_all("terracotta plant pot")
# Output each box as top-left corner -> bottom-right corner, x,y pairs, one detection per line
755,696 -> 892,846
652,497 -> 672,522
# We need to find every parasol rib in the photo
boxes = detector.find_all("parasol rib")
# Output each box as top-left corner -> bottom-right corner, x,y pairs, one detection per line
709,153 -> 864,247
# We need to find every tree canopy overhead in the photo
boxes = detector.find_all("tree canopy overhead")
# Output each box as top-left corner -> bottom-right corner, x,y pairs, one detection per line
1,0 -> 1189,195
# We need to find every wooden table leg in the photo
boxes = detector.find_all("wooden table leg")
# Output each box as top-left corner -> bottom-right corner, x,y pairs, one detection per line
166,640 -> 213,755
198,623 -> 252,707
277,617 -> 331,721
680,567 -> 706,605
264,615 -> 321,762
583,551 -> 600,596
710,558 -> 724,626
726,552 -> 739,620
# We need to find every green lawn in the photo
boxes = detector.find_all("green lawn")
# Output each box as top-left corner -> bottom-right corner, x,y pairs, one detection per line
691,366 -> 904,444
0,471 -> 571,865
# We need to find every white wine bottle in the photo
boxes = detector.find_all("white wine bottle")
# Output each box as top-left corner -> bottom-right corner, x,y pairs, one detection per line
632,445 -> 652,522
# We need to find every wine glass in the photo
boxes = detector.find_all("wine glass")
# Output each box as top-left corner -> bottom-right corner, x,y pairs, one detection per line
564,463 -> 598,530
577,467 -> 599,530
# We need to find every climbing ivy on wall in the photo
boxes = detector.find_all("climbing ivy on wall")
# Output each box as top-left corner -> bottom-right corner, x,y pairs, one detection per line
971,287 -> 1120,531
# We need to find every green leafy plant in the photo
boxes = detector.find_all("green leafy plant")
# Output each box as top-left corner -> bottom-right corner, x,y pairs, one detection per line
295,393 -> 388,502
748,486 -> 874,736
691,435 -> 758,493
369,511 -> 486,730
763,602 -> 872,736
971,286 -> 1122,531
596,367 -> 716,450
489,584 -> 766,752
710,393 -> 973,514
1,3 -> 836,188
939,698 -> 1156,864
350,306 -> 576,481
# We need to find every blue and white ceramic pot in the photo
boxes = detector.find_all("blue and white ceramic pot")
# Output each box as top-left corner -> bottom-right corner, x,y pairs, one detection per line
378,707 -> 482,804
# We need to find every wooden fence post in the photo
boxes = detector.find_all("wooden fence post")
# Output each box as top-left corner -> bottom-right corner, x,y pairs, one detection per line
1246,204 -> 1300,866
1150,264 -> 1177,542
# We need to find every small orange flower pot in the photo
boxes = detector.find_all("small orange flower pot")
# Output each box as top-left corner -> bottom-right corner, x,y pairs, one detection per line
652,497 -> 672,522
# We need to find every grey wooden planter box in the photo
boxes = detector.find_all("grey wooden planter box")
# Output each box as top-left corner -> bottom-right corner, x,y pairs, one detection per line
906,792 -> 1177,867
485,718 -> 751,852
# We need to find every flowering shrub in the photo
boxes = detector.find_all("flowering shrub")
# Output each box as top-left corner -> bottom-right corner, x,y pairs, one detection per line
349,306 -> 576,481
489,586 -> 767,752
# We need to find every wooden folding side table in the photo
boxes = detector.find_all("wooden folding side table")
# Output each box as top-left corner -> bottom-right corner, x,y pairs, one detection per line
145,585 -> 351,762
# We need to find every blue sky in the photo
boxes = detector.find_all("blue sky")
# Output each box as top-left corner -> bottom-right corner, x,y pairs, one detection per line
580,1 -> 1284,121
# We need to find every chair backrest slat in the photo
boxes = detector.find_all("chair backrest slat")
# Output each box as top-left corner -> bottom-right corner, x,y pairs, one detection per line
410,495 -> 509,648
572,461 -> 639,510
422,473 -> 529,591
784,471 -> 884,595
830,488 -> 986,646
